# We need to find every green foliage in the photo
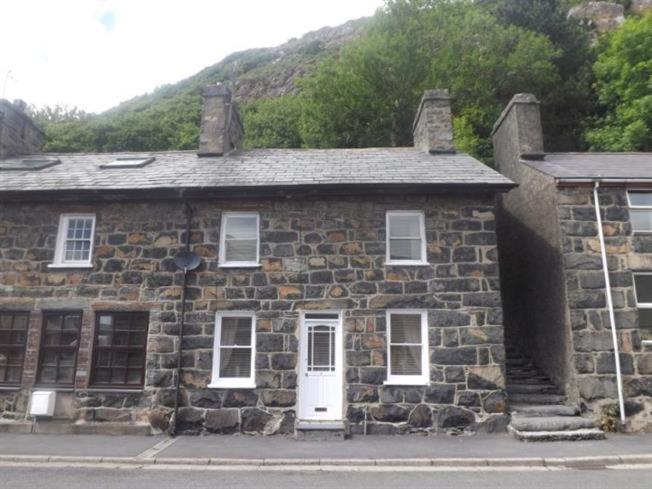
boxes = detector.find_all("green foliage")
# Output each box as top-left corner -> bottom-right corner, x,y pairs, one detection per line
299,0 -> 560,159
241,96 -> 303,148
33,0 -> 648,159
481,0 -> 596,150
586,14 -> 652,151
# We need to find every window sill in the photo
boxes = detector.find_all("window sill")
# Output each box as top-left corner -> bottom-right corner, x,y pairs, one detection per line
208,382 -> 256,389
32,386 -> 75,392
218,263 -> 261,269
0,386 -> 21,391
84,388 -> 144,393
48,264 -> 93,269
385,261 -> 429,267
383,380 -> 429,386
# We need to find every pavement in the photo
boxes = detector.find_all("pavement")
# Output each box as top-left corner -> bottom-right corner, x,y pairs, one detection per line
0,432 -> 650,469
3,465 -> 652,489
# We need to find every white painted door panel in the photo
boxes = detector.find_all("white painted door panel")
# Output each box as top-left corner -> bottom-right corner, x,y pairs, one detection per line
298,314 -> 343,420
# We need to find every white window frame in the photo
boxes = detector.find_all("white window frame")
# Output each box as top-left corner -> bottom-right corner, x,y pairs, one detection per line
209,311 -> 256,388
632,273 -> 652,345
49,213 -> 96,268
385,210 -> 428,266
218,212 -> 260,268
384,309 -> 429,385
626,190 -> 652,234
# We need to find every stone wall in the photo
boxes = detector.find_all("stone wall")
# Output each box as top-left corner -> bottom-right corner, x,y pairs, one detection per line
0,100 -> 44,159
558,187 -> 652,430
0,194 -> 506,434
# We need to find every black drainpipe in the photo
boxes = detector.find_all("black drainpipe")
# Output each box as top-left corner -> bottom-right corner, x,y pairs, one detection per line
170,202 -> 194,436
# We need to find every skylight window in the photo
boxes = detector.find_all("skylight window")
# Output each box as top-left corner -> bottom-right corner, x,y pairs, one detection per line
99,157 -> 155,169
0,158 -> 61,171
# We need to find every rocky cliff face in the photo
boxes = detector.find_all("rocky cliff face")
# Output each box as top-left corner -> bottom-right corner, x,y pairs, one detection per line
568,2 -> 625,34
231,18 -> 368,101
568,1 -> 652,36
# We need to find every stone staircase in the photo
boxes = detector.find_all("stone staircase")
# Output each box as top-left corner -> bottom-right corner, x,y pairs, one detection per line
506,349 -> 605,442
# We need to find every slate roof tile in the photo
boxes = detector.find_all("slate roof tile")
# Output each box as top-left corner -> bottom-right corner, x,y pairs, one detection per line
0,147 -> 514,194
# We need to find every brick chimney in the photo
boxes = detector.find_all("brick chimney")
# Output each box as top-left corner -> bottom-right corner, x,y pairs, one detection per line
197,83 -> 243,157
491,93 -> 544,171
0,99 -> 44,159
412,89 -> 455,154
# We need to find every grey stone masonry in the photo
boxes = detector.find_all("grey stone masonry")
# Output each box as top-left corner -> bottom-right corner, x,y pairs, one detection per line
493,92 -> 652,432
0,194 -> 506,435
559,187 -> 652,430
412,90 -> 455,154
0,100 -> 44,159
197,84 -> 243,157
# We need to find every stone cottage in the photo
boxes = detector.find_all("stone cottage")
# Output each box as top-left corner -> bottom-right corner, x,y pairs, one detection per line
493,93 -> 652,436
0,88 -> 515,436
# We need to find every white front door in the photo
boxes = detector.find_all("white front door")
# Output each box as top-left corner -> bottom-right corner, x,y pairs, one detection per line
298,312 -> 343,421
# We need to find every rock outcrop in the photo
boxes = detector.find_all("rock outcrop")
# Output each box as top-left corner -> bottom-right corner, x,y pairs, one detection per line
568,2 -> 625,34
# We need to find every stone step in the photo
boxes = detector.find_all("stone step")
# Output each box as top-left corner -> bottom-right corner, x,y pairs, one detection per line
295,420 -> 348,441
508,393 -> 567,405
506,360 -> 532,367
510,404 -> 579,417
507,376 -> 553,384
508,426 -> 606,442
506,367 -> 540,375
507,384 -> 561,395
510,415 -> 596,432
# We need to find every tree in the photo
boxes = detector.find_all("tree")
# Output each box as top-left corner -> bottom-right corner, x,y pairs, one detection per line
299,0 -> 561,160
241,96 -> 303,148
586,13 -> 652,151
482,0 -> 596,151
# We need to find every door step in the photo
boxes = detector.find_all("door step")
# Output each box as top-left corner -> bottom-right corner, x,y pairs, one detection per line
295,420 -> 349,441
508,426 -> 606,442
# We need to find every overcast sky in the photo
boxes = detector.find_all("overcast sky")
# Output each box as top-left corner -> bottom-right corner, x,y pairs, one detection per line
0,0 -> 383,113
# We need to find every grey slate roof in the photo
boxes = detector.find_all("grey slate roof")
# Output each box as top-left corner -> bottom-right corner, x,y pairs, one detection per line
523,153 -> 652,181
0,147 -> 514,197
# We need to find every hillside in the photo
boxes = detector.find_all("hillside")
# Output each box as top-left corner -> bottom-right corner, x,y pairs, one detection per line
32,1 -> 651,156
108,18 -> 368,115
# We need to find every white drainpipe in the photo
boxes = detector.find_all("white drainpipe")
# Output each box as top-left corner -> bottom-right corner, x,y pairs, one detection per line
593,181 -> 626,425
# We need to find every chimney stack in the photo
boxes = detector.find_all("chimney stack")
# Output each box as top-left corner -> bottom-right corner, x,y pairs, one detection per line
197,83 -> 243,157
491,93 -> 544,168
0,99 -> 44,159
412,89 -> 455,154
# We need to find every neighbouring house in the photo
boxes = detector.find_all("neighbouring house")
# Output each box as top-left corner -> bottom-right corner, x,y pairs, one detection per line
0,88 -> 515,436
493,93 -> 652,436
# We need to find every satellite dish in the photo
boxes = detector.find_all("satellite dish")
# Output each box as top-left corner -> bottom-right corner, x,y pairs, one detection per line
173,250 -> 202,271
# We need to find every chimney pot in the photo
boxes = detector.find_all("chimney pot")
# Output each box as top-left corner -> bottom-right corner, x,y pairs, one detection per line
412,89 -> 455,154
197,83 -> 243,157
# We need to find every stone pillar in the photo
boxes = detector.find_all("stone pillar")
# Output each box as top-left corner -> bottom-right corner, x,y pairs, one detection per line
197,84 -> 243,157
412,89 -> 455,154
0,99 -> 44,159
491,93 -> 544,166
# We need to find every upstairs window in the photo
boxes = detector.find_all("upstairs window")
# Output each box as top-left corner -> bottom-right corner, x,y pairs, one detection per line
219,212 -> 259,267
627,191 -> 652,233
386,211 -> 427,265
52,214 -> 96,267
0,312 -> 29,385
633,274 -> 652,345
91,312 -> 149,388
385,310 -> 429,385
210,312 -> 256,388
37,311 -> 82,386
